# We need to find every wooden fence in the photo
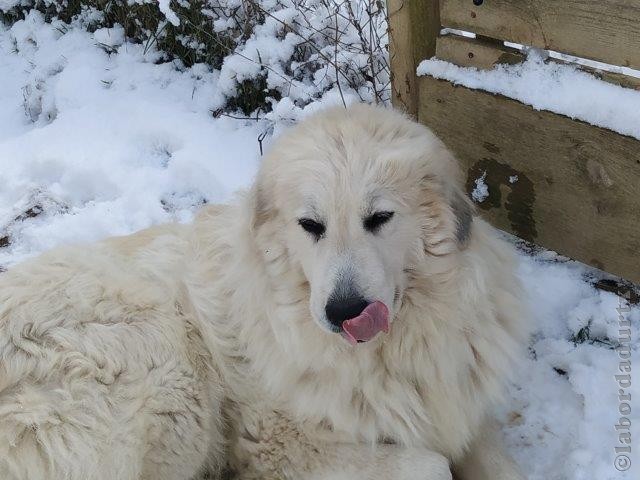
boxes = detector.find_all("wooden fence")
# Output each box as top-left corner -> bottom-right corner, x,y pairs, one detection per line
388,0 -> 640,284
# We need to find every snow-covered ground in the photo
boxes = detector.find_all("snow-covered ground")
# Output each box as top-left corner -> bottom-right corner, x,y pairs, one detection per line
0,12 -> 265,265
1,12 -> 639,480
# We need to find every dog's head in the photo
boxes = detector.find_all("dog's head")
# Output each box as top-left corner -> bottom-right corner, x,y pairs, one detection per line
251,104 -> 473,344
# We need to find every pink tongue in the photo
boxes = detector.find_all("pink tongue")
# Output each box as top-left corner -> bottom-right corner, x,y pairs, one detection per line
341,301 -> 389,346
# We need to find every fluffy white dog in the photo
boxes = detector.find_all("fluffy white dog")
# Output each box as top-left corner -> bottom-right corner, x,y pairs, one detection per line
0,104 -> 529,480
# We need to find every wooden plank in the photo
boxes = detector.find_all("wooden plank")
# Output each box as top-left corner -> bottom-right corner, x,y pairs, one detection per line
436,34 -> 524,69
440,0 -> 640,70
418,76 -> 640,283
387,0 -> 440,116
435,35 -> 640,91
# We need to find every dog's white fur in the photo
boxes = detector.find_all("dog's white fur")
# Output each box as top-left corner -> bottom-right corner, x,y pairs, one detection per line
0,105 -> 529,480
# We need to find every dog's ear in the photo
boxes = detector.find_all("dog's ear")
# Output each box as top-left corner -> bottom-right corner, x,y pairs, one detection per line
433,144 -> 475,248
418,173 -> 474,257
418,139 -> 475,252
248,176 -> 276,233
249,181 -> 272,233
450,186 -> 474,247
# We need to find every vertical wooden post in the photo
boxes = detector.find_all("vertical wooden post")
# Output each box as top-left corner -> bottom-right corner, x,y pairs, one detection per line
387,0 -> 441,118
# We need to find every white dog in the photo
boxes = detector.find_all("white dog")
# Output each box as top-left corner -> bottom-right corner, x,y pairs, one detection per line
0,104 -> 529,480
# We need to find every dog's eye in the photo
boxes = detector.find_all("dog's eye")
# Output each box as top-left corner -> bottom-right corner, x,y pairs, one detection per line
364,211 -> 394,233
298,218 -> 325,239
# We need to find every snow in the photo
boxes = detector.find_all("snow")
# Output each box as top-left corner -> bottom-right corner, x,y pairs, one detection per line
471,171 -> 488,203
93,26 -> 125,49
1,11 -> 639,480
0,12 -> 262,266
503,254 -> 639,480
158,0 -> 180,27
417,49 -> 640,140
0,0 -> 20,11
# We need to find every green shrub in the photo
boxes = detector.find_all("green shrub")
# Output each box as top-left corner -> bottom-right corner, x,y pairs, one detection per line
1,0 -> 390,116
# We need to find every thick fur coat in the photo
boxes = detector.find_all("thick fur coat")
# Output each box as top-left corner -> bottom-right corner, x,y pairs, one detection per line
0,105 -> 529,480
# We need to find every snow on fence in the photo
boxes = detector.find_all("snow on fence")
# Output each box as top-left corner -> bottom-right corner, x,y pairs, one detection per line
387,0 -> 640,284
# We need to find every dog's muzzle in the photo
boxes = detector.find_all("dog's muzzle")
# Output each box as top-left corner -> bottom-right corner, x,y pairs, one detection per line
325,294 -> 389,345
325,294 -> 369,330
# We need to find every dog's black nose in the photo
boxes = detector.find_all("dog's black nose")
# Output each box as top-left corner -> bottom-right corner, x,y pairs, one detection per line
325,295 -> 369,330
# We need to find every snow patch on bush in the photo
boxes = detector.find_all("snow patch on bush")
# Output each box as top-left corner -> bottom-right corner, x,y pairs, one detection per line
93,25 -> 125,48
158,0 -> 180,26
1,0 -> 389,118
